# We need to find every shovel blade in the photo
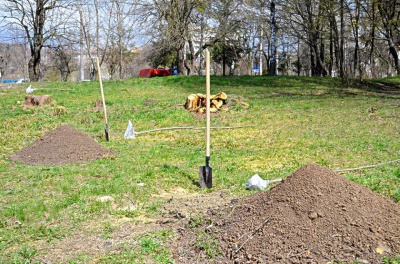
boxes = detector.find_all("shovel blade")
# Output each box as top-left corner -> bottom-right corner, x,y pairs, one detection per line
105,123 -> 110,142
199,165 -> 212,188
105,129 -> 109,141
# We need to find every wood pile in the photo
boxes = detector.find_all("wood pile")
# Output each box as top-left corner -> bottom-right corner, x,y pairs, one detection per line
184,92 -> 228,113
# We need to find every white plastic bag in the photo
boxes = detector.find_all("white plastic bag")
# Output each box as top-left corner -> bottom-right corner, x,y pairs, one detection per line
124,120 -> 135,139
245,174 -> 270,190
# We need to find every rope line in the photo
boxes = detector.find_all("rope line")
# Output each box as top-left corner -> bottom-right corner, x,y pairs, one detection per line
131,124 -> 398,174
334,158 -> 400,172
134,125 -> 255,135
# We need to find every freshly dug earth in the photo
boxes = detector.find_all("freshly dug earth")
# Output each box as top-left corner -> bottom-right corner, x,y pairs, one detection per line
7,124 -> 399,263
10,125 -> 113,165
173,164 -> 400,263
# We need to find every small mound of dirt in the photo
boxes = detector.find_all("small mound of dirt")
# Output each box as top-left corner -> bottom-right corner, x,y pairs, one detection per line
10,125 -> 113,165
174,164 -> 400,263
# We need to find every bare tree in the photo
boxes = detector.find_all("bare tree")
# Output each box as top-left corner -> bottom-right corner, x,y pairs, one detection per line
78,3 -> 100,80
0,0 -> 74,82
150,0 -> 205,75
103,0 -> 137,79
283,0 -> 329,76
208,0 -> 245,75
50,39 -> 77,81
377,0 -> 400,76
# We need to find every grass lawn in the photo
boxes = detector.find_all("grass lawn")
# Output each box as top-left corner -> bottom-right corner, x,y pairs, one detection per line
0,75 -> 399,263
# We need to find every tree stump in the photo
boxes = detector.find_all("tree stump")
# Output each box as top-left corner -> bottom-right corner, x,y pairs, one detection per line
24,95 -> 52,106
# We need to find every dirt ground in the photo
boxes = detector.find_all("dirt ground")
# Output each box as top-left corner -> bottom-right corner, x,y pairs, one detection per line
10,125 -> 113,165
9,125 -> 400,263
172,164 -> 400,263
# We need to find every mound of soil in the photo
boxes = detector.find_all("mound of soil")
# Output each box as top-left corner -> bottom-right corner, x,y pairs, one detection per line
10,125 -> 113,165
174,164 -> 400,263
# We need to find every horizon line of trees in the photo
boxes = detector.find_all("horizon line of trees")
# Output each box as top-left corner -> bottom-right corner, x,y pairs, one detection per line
0,0 -> 399,82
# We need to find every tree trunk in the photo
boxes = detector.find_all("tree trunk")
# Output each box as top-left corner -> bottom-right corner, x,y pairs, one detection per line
351,0 -> 361,79
28,57 -> 39,82
269,1 -> 277,76
222,47 -> 226,76
388,41 -> 400,76
369,1 -> 376,78
339,0 -> 345,79
310,43 -> 317,76
177,46 -> 186,75
28,41 -> 43,82
329,22 -> 334,76
186,39 -> 197,75
27,0 -> 47,82
297,38 -> 301,76
318,36 -> 327,76
378,0 -> 400,76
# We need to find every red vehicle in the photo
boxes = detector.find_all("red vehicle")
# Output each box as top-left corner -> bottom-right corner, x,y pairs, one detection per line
139,68 -> 172,78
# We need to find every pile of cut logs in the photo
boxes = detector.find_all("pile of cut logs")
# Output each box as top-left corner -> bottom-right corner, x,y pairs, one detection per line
184,92 -> 228,113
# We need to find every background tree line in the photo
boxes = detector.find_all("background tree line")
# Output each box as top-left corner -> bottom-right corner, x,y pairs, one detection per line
0,0 -> 399,82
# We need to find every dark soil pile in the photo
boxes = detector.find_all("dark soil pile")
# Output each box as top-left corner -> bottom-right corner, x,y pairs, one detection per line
174,164 -> 400,263
10,125 -> 113,165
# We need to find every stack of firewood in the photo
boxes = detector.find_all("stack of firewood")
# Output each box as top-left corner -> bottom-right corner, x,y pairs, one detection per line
184,92 -> 228,113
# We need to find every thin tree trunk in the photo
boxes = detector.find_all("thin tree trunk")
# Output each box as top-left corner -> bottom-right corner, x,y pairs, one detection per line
378,1 -> 400,76
297,38 -> 301,76
78,5 -> 96,80
339,0 -> 345,79
269,1 -> 277,75
329,21 -> 334,76
222,47 -> 226,76
388,40 -> 400,76
369,1 -> 376,77
177,46 -> 186,75
352,0 -> 361,79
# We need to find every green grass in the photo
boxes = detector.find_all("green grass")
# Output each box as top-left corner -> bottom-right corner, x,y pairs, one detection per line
0,75 -> 399,263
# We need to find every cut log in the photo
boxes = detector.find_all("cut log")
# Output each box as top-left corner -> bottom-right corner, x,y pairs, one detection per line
24,95 -> 52,106
212,99 -> 223,109
212,92 -> 227,100
185,94 -> 196,109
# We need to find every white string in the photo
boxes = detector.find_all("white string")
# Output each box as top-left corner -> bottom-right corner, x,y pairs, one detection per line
134,125 -> 254,135
334,158 -> 400,172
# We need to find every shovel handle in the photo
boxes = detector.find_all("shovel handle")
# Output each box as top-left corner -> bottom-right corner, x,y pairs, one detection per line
268,178 -> 282,184
206,50 -> 211,157
96,57 -> 108,125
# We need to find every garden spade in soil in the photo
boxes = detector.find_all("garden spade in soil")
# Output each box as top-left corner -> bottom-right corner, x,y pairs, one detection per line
199,50 -> 212,188
96,57 -> 109,141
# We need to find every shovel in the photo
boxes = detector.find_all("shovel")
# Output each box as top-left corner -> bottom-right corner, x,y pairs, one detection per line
199,50 -> 212,188
96,57 -> 109,141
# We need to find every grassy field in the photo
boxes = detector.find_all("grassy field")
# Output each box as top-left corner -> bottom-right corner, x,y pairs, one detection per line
0,75 -> 399,263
